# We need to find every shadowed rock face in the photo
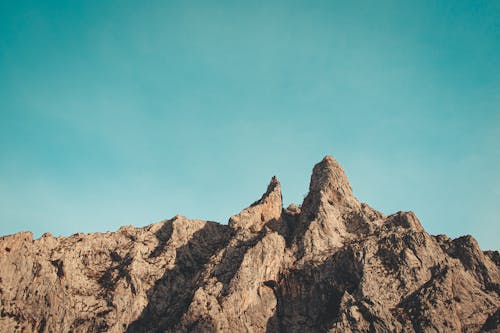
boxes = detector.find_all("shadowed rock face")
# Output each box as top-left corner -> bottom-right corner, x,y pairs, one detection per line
0,156 -> 498,333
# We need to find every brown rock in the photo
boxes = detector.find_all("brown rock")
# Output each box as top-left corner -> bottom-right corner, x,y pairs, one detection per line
229,176 -> 282,234
0,156 -> 498,333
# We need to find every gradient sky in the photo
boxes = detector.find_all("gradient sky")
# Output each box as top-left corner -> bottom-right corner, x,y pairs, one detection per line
0,1 -> 498,249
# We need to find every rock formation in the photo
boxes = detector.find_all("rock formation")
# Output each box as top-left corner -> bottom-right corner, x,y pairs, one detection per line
0,156 -> 498,332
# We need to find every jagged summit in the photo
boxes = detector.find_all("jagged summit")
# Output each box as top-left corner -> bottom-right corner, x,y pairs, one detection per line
0,156 -> 498,333
228,176 -> 282,233
301,155 -> 360,219
293,156 -> 374,257
306,155 -> 356,205
255,175 -> 281,207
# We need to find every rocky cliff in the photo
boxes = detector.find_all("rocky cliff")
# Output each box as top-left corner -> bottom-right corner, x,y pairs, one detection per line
0,156 -> 498,332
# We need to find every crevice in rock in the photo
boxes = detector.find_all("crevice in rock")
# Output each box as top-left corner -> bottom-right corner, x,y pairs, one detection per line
125,222 -> 231,333
49,259 -> 64,278
211,230 -> 266,298
148,219 -> 175,259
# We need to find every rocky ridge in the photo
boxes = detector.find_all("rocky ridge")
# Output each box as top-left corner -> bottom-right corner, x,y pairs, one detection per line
0,156 -> 498,332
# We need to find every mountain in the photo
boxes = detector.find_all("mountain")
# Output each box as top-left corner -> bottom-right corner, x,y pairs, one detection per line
0,156 -> 498,332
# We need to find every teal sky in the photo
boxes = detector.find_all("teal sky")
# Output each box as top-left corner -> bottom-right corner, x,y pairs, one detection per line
0,1 -> 498,249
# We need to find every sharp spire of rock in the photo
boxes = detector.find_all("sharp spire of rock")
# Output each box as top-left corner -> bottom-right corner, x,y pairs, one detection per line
291,156 -> 370,257
258,176 -> 281,205
301,155 -> 359,220
229,176 -> 282,233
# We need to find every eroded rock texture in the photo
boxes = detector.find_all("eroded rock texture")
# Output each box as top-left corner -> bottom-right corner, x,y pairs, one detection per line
0,156 -> 498,332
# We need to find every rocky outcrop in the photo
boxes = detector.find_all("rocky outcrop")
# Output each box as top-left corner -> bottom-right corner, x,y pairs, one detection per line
0,156 -> 498,332
228,176 -> 282,234
295,156 -> 384,259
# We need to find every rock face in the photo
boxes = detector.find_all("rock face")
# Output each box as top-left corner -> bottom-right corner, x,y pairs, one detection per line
0,156 -> 498,333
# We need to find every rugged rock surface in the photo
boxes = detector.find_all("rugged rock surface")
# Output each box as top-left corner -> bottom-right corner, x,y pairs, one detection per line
0,156 -> 498,332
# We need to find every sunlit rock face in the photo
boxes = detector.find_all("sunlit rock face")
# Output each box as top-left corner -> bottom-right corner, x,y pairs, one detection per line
1,156 -> 498,333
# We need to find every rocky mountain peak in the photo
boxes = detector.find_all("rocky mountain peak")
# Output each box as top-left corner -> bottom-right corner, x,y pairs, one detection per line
228,176 -> 282,233
302,155 -> 359,214
293,156 -> 368,257
309,156 -> 354,199
0,156 -> 498,333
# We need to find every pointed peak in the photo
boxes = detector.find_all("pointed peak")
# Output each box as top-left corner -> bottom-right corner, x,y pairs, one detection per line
321,155 -> 337,163
261,176 -> 281,201
302,155 -> 358,211
229,177 -> 282,233
248,176 -> 281,208
311,156 -> 354,198
315,155 -> 346,176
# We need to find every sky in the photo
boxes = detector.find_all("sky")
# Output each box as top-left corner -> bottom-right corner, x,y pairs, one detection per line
0,0 -> 498,249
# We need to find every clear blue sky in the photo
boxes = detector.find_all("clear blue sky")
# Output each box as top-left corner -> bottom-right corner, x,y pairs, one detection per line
0,1 -> 498,249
